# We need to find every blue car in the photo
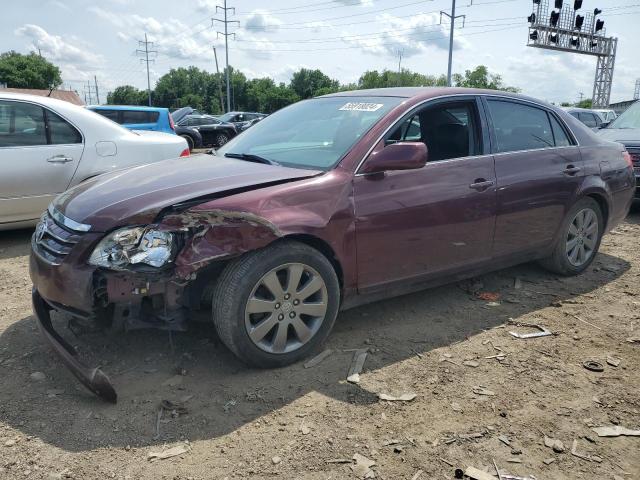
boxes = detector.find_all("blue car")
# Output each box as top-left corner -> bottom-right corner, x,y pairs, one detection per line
87,105 -> 176,134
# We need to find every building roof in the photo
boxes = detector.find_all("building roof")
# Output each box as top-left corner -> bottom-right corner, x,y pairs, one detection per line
0,88 -> 84,106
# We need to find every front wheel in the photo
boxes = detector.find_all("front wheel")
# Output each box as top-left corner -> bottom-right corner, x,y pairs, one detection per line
215,132 -> 229,147
539,197 -> 603,275
211,241 -> 340,368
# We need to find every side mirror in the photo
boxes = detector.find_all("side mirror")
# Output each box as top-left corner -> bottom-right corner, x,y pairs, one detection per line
599,121 -> 610,129
361,142 -> 428,174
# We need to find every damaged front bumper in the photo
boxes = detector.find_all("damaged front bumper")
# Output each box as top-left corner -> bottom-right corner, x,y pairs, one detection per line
32,289 -> 117,403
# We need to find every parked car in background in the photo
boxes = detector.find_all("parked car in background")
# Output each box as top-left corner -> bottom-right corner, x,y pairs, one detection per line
594,109 -> 617,123
177,113 -> 237,147
0,93 -> 189,230
29,87 -> 634,401
171,107 -> 203,151
565,107 -> 605,131
217,111 -> 267,132
598,100 -> 640,199
87,105 -> 176,134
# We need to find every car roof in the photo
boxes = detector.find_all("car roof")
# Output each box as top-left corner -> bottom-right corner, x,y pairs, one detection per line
87,105 -> 169,112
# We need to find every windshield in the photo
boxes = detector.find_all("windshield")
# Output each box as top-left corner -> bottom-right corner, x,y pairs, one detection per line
608,101 -> 640,129
216,96 -> 403,170
218,113 -> 236,122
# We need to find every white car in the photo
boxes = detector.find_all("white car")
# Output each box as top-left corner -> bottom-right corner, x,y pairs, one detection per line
593,109 -> 617,123
0,93 -> 189,230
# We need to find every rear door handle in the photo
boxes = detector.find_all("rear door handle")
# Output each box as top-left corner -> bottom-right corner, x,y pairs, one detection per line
563,165 -> 581,176
469,179 -> 494,191
47,155 -> 73,164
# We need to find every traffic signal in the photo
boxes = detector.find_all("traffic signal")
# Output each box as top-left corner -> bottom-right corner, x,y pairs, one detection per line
528,13 -> 536,23
549,33 -> 559,43
574,0 -> 582,9
555,0 -> 563,9
575,14 -> 584,29
594,8 -> 602,15
550,10 -> 560,26
570,37 -> 580,47
595,19 -> 604,31
529,30 -> 539,40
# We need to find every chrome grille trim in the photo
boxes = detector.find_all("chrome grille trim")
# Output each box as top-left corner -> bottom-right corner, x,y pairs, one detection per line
47,205 -> 91,232
32,209 -> 88,265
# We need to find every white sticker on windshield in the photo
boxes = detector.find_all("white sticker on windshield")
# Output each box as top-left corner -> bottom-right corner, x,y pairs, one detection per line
339,102 -> 384,112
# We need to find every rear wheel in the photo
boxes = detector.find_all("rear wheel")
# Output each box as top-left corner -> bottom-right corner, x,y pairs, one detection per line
215,132 -> 229,147
180,134 -> 194,152
539,197 -> 603,275
211,241 -> 340,367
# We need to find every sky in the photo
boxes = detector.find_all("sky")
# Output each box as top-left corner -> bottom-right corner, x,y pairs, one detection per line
2,0 -> 639,105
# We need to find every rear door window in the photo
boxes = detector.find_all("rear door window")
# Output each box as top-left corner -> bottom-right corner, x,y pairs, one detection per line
487,100 -> 554,153
0,100 -> 47,147
47,110 -> 82,144
121,110 -> 159,124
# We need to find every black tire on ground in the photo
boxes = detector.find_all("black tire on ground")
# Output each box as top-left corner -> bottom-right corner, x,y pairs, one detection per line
211,241 -> 340,368
180,135 -> 194,152
539,197 -> 604,276
215,132 -> 229,147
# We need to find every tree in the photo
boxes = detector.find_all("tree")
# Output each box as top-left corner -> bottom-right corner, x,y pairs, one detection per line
153,67 -> 216,111
0,50 -> 62,90
107,85 -> 148,105
576,99 -> 592,108
358,69 -> 447,89
289,68 -> 339,99
453,65 -> 519,92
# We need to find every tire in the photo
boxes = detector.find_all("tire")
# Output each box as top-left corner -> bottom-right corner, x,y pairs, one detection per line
215,132 -> 229,147
539,197 -> 604,276
211,241 -> 340,368
180,135 -> 194,152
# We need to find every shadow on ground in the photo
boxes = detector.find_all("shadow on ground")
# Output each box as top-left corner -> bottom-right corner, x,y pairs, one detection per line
0,238 -> 630,452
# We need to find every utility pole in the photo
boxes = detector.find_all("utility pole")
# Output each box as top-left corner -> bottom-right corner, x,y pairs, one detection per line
212,46 -> 225,113
634,79 -> 640,100
94,75 -> 100,105
136,33 -> 157,106
440,0 -> 467,87
213,1 -> 239,113
578,92 -> 584,103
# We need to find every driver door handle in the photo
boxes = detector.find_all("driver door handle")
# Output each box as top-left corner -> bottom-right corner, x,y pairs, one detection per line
469,179 -> 494,191
563,165 -> 581,176
47,155 -> 73,164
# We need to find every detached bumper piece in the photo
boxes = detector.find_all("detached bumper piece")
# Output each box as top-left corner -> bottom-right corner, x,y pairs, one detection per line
32,289 -> 117,403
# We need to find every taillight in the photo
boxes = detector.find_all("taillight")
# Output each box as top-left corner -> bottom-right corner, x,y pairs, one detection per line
180,148 -> 190,157
622,150 -> 632,168
169,113 -> 176,131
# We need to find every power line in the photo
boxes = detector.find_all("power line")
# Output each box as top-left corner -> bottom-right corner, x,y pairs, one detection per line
136,33 -> 157,106
213,0 -> 239,113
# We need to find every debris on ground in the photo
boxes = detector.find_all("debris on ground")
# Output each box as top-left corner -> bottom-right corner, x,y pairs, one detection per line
477,292 -> 500,302
378,392 -> 417,402
472,386 -> 496,396
592,425 -> 640,437
464,465 -> 496,480
411,469 -> 423,480
582,360 -> 604,372
544,435 -> 565,453
351,453 -> 376,478
271,456 -> 282,465
147,443 -> 190,461
606,356 -> 621,367
161,375 -> 184,387
463,360 -> 480,368
299,423 -> 311,435
29,371 -> 45,382
303,349 -> 333,368
347,349 -> 368,384
508,321 -> 552,339
570,439 -> 602,463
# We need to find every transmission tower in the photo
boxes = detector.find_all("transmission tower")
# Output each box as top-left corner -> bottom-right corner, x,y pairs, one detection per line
527,0 -> 617,108
136,33 -> 157,107
634,79 -> 640,100
213,1 -> 239,113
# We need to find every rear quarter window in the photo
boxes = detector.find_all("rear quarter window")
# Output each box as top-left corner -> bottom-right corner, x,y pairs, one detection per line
121,110 -> 159,124
94,109 -> 120,123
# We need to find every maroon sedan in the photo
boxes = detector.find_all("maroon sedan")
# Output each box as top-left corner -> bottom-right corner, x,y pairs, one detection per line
30,87 -> 635,402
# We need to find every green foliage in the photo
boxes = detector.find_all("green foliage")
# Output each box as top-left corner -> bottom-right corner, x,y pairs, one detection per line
0,51 -> 62,90
576,99 -> 593,108
106,65 -> 520,114
289,68 -> 340,99
106,85 -> 148,105
560,102 -> 572,107
358,69 -> 447,89
453,65 -> 520,93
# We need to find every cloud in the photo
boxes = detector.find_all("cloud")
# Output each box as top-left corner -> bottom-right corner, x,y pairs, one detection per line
15,24 -> 102,67
195,0 -> 222,13
335,0 -> 373,5
244,10 -> 283,33
237,35 -> 277,60
344,13 -> 468,58
48,0 -> 70,11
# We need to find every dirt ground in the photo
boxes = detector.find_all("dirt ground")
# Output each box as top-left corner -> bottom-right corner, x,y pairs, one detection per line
1,212 -> 639,480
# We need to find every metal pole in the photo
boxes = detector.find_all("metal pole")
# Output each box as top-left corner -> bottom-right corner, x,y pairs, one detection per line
213,46 -> 225,113
94,75 -> 100,104
447,0 -> 456,87
224,0 -> 230,112
145,33 -> 152,106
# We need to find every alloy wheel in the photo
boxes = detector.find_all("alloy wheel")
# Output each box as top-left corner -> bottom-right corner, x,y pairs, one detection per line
244,263 -> 328,354
566,207 -> 599,267
216,134 -> 228,146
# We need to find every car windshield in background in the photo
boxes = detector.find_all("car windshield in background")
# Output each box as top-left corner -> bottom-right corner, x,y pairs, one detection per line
216,96 -> 404,170
608,101 -> 640,129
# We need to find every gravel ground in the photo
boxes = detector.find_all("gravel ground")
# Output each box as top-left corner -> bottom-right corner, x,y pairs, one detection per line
0,211 -> 639,480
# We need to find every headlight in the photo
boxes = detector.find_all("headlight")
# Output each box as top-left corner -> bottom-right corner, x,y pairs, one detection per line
89,226 -> 175,269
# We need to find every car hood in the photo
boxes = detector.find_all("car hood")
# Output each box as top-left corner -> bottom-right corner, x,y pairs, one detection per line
171,106 -> 194,123
53,154 -> 321,232
597,128 -> 640,146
